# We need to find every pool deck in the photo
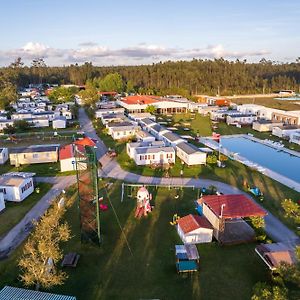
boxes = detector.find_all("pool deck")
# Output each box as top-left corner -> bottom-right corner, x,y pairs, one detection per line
200,134 -> 300,192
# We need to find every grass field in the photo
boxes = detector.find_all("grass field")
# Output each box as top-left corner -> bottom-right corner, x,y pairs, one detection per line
0,162 -> 77,177
0,182 -> 52,238
0,182 -> 271,300
231,96 -> 300,111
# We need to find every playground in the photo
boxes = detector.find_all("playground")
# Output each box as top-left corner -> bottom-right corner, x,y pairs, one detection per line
10,180 -> 267,299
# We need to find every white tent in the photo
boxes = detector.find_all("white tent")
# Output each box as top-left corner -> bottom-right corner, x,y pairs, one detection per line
0,193 -> 5,212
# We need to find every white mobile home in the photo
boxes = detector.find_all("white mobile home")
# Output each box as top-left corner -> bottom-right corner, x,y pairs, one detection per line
0,172 -> 35,202
126,141 -> 165,159
134,146 -> 175,166
176,142 -> 207,166
161,132 -> 185,147
252,120 -> 283,132
272,126 -> 300,138
0,148 -> 9,164
0,193 -> 5,212
53,116 -> 67,129
135,130 -> 156,142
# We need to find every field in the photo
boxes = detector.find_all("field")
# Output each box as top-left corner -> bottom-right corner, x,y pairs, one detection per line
230,96 -> 300,111
0,182 -> 52,238
0,182 -> 270,300
0,162 -> 76,177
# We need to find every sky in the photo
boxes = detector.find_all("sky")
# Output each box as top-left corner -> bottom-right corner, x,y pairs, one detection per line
0,0 -> 299,66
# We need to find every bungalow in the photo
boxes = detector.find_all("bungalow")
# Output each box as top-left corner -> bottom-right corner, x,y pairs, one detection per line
135,130 -> 156,143
139,117 -> 157,131
26,117 -> 49,128
0,172 -> 35,202
134,146 -> 175,166
100,113 -> 126,125
0,120 -> 14,131
161,132 -> 185,147
128,112 -> 156,122
95,107 -> 125,118
126,140 -> 165,159
106,122 -> 140,140
177,214 -> 213,244
272,125 -> 300,138
149,124 -> 170,140
199,194 -> 267,244
255,243 -> 296,271
32,111 -> 55,121
289,131 -> 300,145
226,114 -> 257,125
0,148 -> 9,164
176,142 -> 207,165
11,111 -> 32,120
252,120 -> 284,132
9,144 -> 59,166
53,116 -> 67,129
59,144 -> 75,172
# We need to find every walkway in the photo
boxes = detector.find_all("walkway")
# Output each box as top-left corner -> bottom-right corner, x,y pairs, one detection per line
79,108 -> 300,248
0,176 -> 77,258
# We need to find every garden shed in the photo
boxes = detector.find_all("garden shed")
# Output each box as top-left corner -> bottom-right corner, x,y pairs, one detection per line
177,214 -> 213,244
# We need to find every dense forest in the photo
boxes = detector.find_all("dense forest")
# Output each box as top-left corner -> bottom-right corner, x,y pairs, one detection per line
1,58 -> 300,99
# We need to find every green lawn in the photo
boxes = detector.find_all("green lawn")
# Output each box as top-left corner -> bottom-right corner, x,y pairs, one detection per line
0,182 -> 52,238
0,182 -> 271,300
231,96 -> 300,111
160,112 -> 212,137
0,162 -> 77,177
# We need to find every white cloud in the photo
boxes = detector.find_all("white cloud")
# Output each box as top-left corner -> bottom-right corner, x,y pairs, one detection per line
0,42 -> 271,65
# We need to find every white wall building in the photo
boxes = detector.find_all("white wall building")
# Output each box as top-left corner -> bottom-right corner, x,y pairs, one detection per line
0,172 -> 35,202
161,132 -> 185,147
289,131 -> 300,145
272,126 -> 300,138
95,107 -> 125,118
176,142 -> 207,166
135,130 -> 156,143
126,141 -> 165,159
53,116 -> 67,129
0,192 -> 5,212
134,146 -> 175,166
177,214 -> 213,244
226,114 -> 257,125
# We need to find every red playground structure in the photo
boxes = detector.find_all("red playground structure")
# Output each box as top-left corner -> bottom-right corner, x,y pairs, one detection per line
135,186 -> 152,218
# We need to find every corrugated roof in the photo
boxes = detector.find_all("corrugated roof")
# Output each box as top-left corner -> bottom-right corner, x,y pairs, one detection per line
177,214 -> 213,234
135,146 -> 174,154
176,142 -> 201,155
162,131 -> 182,142
200,194 -> 267,219
122,95 -> 158,105
10,145 -> 59,154
0,286 -> 76,300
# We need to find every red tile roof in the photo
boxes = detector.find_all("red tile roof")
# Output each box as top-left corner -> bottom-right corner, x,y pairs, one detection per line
199,194 -> 267,219
74,137 -> 96,147
121,95 -> 159,105
59,144 -> 74,160
177,214 -> 213,234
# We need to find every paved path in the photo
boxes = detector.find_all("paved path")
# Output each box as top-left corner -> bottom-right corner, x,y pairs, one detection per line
0,176 -> 77,258
79,108 -> 300,248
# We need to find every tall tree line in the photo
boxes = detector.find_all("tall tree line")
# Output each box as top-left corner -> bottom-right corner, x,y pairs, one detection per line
1,58 -> 300,96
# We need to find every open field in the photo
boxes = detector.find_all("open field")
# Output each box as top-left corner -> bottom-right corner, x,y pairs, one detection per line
0,162 -> 76,177
229,96 -> 300,111
0,182 -> 52,238
0,182 -> 272,300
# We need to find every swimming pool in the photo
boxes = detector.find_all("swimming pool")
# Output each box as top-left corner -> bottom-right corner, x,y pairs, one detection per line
220,136 -> 300,183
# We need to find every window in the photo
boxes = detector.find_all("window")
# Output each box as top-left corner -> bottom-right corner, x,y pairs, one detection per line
33,153 -> 38,158
0,188 -> 6,194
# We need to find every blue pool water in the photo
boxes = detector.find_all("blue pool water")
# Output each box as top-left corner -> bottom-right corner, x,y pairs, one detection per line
221,137 -> 300,183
